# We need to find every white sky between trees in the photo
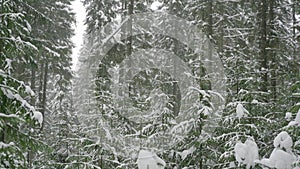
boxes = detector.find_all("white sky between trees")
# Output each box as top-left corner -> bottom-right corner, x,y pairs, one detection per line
70,0 -> 163,71
71,0 -> 86,71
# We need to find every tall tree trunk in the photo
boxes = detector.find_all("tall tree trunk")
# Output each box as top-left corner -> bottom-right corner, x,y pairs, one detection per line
27,63 -> 36,168
30,64 -> 36,106
207,0 -> 213,39
258,0 -> 269,94
127,0 -> 134,57
126,0 -> 134,108
206,0 -> 213,91
0,96 -> 6,143
268,0 -> 277,101
38,62 -> 44,107
41,60 -> 48,130
292,1 -> 296,39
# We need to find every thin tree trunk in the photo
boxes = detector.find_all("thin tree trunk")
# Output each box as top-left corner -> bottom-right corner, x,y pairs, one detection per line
27,63 -> 36,168
30,64 -> 36,106
41,60 -> 48,130
292,1 -> 296,39
38,62 -> 44,108
258,0 -> 268,94
268,0 -> 277,101
292,0 -> 299,77
0,97 -> 6,143
207,0 -> 213,39
126,0 -> 134,105
127,0 -> 134,56
207,0 -> 213,91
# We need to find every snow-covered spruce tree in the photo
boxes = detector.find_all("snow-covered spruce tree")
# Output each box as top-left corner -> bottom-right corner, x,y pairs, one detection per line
210,0 -> 300,168
0,0 -> 76,168
26,1 -> 76,168
74,0 -> 299,168
75,1 -> 222,168
0,0 -> 47,168
71,34 -> 112,168
69,0 -> 123,168
0,64 -> 43,169
199,1 -> 269,167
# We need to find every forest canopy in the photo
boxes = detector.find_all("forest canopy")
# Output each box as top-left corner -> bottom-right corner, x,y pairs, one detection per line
0,0 -> 299,168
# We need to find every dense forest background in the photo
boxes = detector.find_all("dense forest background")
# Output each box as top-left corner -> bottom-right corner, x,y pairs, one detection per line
0,0 -> 299,168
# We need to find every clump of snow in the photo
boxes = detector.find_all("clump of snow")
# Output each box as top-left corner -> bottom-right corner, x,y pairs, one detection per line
137,150 -> 165,169
295,108 -> 300,124
199,106 -> 212,116
287,108 -> 300,127
150,1 -> 163,11
0,142 -> 14,148
4,89 -> 14,99
33,111 -> 43,126
234,138 -> 258,169
178,146 -> 196,160
273,131 -> 293,151
25,85 -> 35,96
0,113 -> 19,118
251,99 -> 259,104
4,58 -> 12,74
256,131 -> 296,169
236,103 -> 249,119
285,112 -> 292,121
258,149 -> 295,169
229,161 -> 236,168
234,142 -> 246,162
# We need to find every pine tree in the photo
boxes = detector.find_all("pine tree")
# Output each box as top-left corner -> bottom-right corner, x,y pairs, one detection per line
73,0 -> 300,168
1,0 -> 75,168
0,0 -> 46,168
